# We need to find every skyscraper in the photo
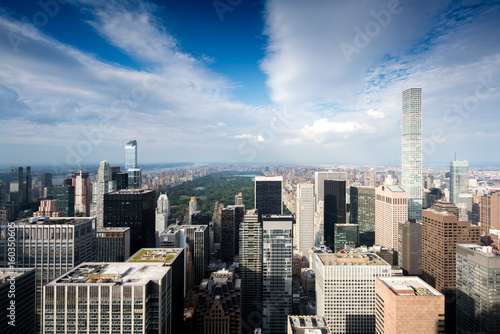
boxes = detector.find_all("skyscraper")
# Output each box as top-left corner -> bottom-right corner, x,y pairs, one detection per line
47,185 -> 75,217
397,219 -> 422,276
350,186 -> 376,246
375,185 -> 408,251
72,171 -> 90,216
9,166 -> 31,204
262,215 -> 293,334
456,244 -> 500,333
125,140 -> 142,189
315,253 -> 391,333
103,189 -> 156,255
255,176 -> 283,216
156,193 -> 170,246
422,200 -> 480,333
90,160 -> 113,228
188,196 -> 197,224
480,190 -> 500,233
333,223 -> 358,252
296,183 -> 315,253
95,227 -> 131,262
401,88 -> 422,220
450,160 -> 469,206
314,171 -> 347,210
323,177 -> 346,249
239,209 -> 262,333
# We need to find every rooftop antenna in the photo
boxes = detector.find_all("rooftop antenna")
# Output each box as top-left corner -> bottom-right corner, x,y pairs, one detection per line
455,152 -> 457,161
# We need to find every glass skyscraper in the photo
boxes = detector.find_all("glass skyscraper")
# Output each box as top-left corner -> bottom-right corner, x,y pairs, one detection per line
125,140 -> 137,171
255,176 -> 282,216
402,88 -> 423,221
450,160 -> 469,206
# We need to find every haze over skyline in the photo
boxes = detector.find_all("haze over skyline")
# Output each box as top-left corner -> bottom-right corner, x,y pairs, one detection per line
1,0 -> 500,167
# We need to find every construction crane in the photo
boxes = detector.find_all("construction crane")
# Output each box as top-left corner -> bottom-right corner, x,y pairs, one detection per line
74,155 -> 84,173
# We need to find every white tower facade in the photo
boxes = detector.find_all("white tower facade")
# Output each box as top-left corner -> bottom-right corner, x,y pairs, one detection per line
156,193 -> 170,246
401,88 -> 423,220
375,185 -> 408,250
90,160 -> 112,228
296,183 -> 315,253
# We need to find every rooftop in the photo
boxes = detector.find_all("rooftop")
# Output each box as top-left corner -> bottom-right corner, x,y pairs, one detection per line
10,216 -> 94,226
49,262 -> 170,286
0,268 -> 34,285
458,244 -> 500,257
386,185 -> 405,192
378,277 -> 442,296
96,227 -> 130,232
127,248 -> 183,264
161,224 -> 207,235
109,189 -> 154,195
288,316 -> 331,334
317,253 -> 389,266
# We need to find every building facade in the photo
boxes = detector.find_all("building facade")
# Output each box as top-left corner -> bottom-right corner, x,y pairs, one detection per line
401,88 -> 423,220
90,160 -> 113,228
296,183 -> 315,253
323,178 -> 347,250
350,186 -> 376,247
255,176 -> 283,216
375,185 -> 408,251
333,223 -> 358,252
47,185 -> 75,217
450,160 -> 469,207
72,171 -> 90,216
456,244 -> 500,334
95,227 -> 131,262
397,219 -> 422,276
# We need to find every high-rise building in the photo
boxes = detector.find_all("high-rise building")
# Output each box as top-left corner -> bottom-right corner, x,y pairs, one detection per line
156,193 -> 170,246
324,177 -> 347,250
0,181 -> 6,208
235,192 -> 243,205
9,166 -> 31,204
296,183 -> 315,253
34,199 -> 63,217
125,140 -> 142,189
196,269 -> 242,334
0,268 -> 36,334
401,88 -> 423,220
95,227 -> 131,262
71,171 -> 90,216
333,223 -> 358,252
480,190 -> 500,233
315,253 -> 391,333
255,176 -> 283,216
103,189 -> 156,255
43,262 -> 172,334
41,172 -> 53,189
450,160 -> 469,206
220,205 -> 245,263
90,160 -> 113,228
456,244 -> 500,333
314,171 -> 347,210
188,196 -> 197,224
47,185 -> 75,217
350,186 -> 376,246
287,316 -> 331,334
422,200 -> 480,333
191,212 -> 210,225
397,219 -> 422,276
127,248 -> 185,332
159,225 -> 208,287
239,209 -> 262,333
375,277 -> 445,334
262,215 -> 293,334
375,185 -> 408,251
0,217 -> 95,332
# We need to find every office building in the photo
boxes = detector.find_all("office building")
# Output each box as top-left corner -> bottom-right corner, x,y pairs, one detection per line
10,166 -> 31,204
72,171 -> 90,216
103,189 -> 156,255
296,183 -> 315,253
34,199 -> 63,217
255,176 -> 283,215
350,186 -> 376,246
261,215 -> 293,334
127,248 -> 185,332
0,268 -> 36,334
188,196 -> 197,224
450,160 -> 469,206
90,160 -> 113,228
456,244 -> 500,333
324,177 -> 347,250
0,217 -> 95,332
287,316 -> 331,334
41,172 -> 53,189
375,277 -> 445,334
397,219 -> 422,276
43,262 -> 171,334
191,212 -> 210,225
220,205 -> 245,263
156,193 -> 170,247
95,227 -> 131,262
239,209 -> 262,333
375,185 -> 408,251
0,180 -> 7,208
125,140 -> 142,189
235,192 -> 243,205
315,253 -> 391,333
47,185 -> 75,217
196,269 -> 241,334
401,88 -> 423,220
422,201 -> 480,333
159,225 -> 208,287
480,190 -> 500,233
314,171 -> 347,210
333,223 -> 358,252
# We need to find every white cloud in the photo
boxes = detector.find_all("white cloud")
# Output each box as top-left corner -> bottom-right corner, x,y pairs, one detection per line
366,109 -> 385,119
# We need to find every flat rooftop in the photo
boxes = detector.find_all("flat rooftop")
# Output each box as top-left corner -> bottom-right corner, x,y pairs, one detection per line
96,227 -> 130,232
161,224 -> 207,234
288,316 -> 331,334
109,189 -> 154,194
48,262 -> 170,286
0,268 -> 34,285
127,248 -> 183,264
378,277 -> 442,296
386,185 -> 404,192
12,216 -> 94,226
458,244 -> 500,257
255,176 -> 283,181
318,253 -> 389,266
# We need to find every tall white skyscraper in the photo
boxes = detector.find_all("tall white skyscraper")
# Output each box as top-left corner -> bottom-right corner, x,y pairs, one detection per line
402,88 -> 423,220
296,183 -> 315,253
156,193 -> 170,246
375,185 -> 408,250
450,160 -> 469,206
90,160 -> 113,228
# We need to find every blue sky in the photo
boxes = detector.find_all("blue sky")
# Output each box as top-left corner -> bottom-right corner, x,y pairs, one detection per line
1,0 -> 500,168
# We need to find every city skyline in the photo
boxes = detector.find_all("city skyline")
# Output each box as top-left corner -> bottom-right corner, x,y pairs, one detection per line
1,0 -> 500,166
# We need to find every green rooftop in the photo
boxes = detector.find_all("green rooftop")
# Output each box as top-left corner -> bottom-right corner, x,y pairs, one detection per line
128,249 -> 180,264
387,185 -> 405,192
